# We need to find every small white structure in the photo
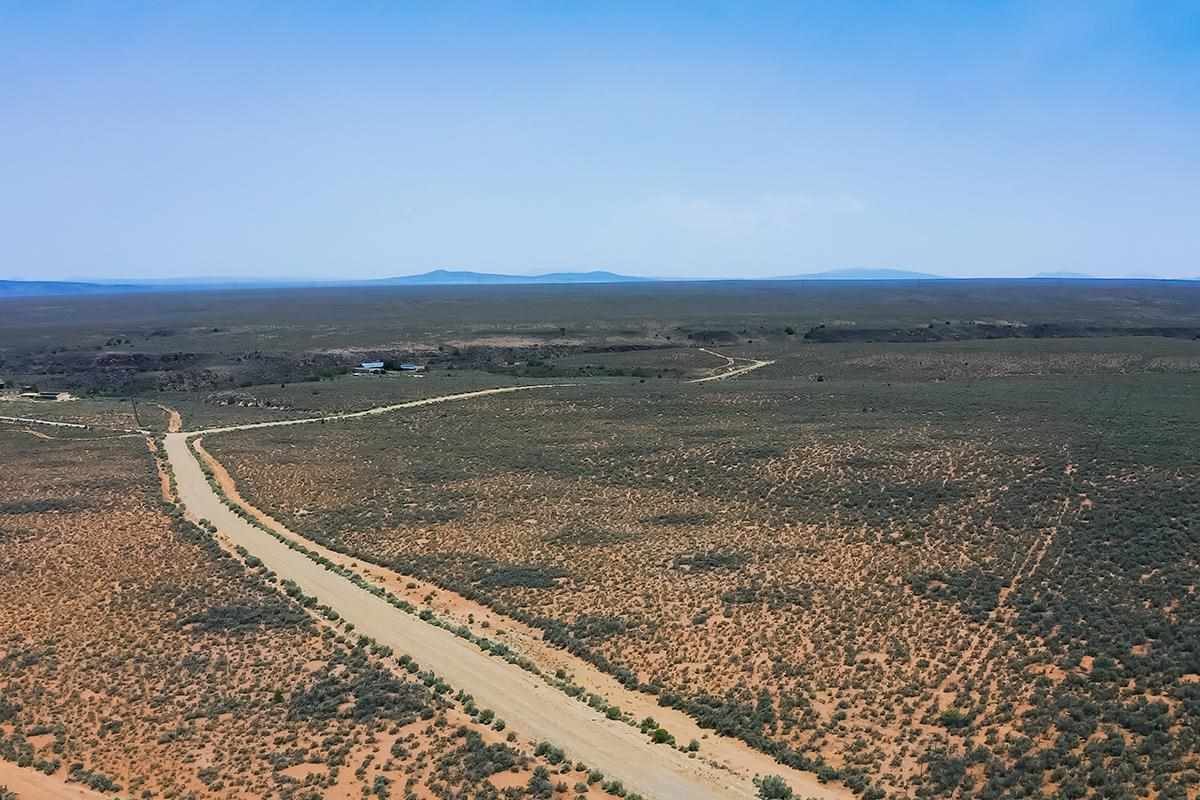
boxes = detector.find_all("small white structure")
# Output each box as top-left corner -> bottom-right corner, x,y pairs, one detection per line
353,361 -> 386,375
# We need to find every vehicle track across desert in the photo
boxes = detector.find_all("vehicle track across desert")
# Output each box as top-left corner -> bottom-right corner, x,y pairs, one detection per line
188,437 -> 850,800
161,381 -> 847,800
688,348 -> 776,383
191,383 -> 574,435
4,374 -> 844,800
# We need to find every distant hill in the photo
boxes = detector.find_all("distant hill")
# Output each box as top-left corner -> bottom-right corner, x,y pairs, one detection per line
775,268 -> 945,281
0,280 -> 146,298
1034,271 -> 1095,279
0,271 -> 653,297
372,270 -> 652,285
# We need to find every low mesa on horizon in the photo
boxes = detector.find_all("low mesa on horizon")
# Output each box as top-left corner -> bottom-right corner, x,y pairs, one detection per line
6,269 -> 1198,297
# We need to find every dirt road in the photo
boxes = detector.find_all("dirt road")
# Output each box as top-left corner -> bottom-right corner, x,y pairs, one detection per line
162,382 -> 848,800
0,415 -> 90,430
154,403 -> 183,432
6,376 -> 840,799
0,762 -> 108,799
169,435 -> 756,799
192,384 -> 572,435
688,349 -> 775,383
190,439 -> 850,800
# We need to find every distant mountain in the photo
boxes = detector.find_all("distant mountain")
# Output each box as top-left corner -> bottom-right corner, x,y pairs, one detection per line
0,270 -> 654,297
1033,271 -> 1095,279
775,268 -> 945,281
372,269 -> 653,285
0,280 -> 146,298
91,276 -> 321,287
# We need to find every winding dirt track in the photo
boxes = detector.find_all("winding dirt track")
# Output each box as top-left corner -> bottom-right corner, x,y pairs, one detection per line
192,384 -> 572,435
161,383 -> 848,800
4,379 -> 842,799
0,415 -> 90,430
167,432 -> 760,799
688,349 -> 775,383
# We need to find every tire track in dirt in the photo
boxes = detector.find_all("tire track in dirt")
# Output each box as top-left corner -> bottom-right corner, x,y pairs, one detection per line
936,472 -> 1081,704
153,403 -> 183,433
688,349 -> 775,383
192,384 -> 574,435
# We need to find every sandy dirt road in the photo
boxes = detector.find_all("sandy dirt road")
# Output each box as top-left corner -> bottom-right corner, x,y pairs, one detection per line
0,415 -> 91,429
154,403 -> 183,432
190,439 -> 850,800
5,376 -> 839,799
192,384 -> 573,435
688,349 -> 775,383
0,761 -> 109,799
167,433 -> 764,800
162,380 -> 847,800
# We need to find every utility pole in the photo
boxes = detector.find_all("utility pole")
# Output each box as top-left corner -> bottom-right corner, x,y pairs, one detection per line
130,397 -> 143,430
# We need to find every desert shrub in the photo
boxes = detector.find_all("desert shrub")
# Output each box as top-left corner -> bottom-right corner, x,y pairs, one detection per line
180,602 -> 309,632
672,551 -> 748,573
0,498 -> 89,515
720,585 -> 759,605
476,563 -> 568,589
686,329 -> 737,344
938,707 -> 973,730
909,569 -> 1005,622
754,774 -> 794,799
0,697 -> 18,723
602,777 -> 626,796
436,729 -> 519,782
289,664 -> 431,724
527,766 -> 554,797
918,747 -> 968,795
66,766 -> 120,792
534,740 -> 566,764
544,524 -> 635,546
640,512 -> 713,526
569,614 -> 630,641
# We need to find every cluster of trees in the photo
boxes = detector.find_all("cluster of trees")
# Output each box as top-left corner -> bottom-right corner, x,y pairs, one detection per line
568,614 -> 632,642
435,728 -> 521,784
66,765 -> 120,792
0,498 -> 88,515
544,523 -> 636,546
672,550 -> 748,572
181,601 -> 310,632
908,569 -> 1005,623
288,657 -> 433,726
475,563 -> 569,589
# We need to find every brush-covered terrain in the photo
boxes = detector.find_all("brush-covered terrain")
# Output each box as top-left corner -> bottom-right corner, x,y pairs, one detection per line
3,281 -> 1199,799
0,430 -> 569,799
209,339 -> 1200,800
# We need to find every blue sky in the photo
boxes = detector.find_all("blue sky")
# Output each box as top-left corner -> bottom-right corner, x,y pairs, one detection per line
2,2 -> 1197,280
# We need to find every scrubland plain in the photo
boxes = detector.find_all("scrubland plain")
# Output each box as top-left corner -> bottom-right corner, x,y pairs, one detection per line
2,281 -> 1199,800
0,431 -> 570,799
209,341 -> 1200,800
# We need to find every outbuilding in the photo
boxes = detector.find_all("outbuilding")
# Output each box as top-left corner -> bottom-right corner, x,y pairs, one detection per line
353,361 -> 386,375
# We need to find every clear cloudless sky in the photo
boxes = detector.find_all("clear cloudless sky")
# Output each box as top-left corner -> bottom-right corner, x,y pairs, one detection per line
2,1 -> 1198,280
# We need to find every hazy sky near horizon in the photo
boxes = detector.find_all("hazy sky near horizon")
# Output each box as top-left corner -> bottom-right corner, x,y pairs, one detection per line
2,2 -> 1198,281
